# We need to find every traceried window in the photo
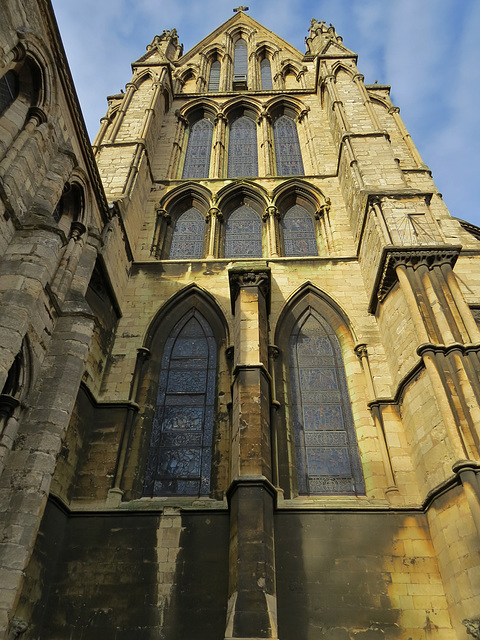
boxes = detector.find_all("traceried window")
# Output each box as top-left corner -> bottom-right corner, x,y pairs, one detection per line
182,118 -> 213,179
225,204 -> 262,258
0,70 -> 18,115
144,310 -> 217,497
260,58 -> 273,90
273,115 -> 304,176
282,204 -> 317,256
208,60 -> 221,92
227,116 -> 258,178
289,310 -> 364,495
169,207 -> 204,259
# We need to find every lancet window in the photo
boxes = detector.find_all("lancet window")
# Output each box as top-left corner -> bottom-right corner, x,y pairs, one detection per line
227,115 -> 258,178
225,204 -> 262,258
169,207 -> 204,259
273,115 -> 304,176
143,310 -> 217,497
182,118 -> 214,179
208,60 -> 221,92
233,38 -> 248,89
282,204 -> 317,256
260,58 -> 273,90
289,310 -> 364,495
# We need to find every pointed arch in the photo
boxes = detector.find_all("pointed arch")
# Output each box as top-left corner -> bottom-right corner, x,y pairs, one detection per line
272,283 -> 364,498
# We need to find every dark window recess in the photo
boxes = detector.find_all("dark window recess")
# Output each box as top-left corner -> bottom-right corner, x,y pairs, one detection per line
0,70 -> 18,115
144,310 -> 217,497
208,60 -> 221,92
182,118 -> 214,179
273,115 -> 304,176
282,204 -> 317,257
260,58 -> 273,90
225,204 -> 262,258
289,310 -> 365,495
227,116 -> 258,178
169,207 -> 204,259
233,39 -> 248,89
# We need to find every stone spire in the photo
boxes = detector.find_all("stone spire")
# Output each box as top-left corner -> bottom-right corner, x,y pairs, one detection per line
305,18 -> 343,55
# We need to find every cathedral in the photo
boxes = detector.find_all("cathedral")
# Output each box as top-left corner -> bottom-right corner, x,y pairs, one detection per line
1,1 -> 480,638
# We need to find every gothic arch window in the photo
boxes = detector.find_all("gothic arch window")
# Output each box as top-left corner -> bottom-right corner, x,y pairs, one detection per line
208,60 -> 221,92
233,38 -> 248,89
225,204 -> 263,258
182,117 -> 214,179
260,58 -> 273,90
273,114 -> 304,176
0,70 -> 19,115
53,182 -> 84,235
289,309 -> 364,495
169,207 -> 205,259
227,115 -> 258,178
282,204 -> 317,257
143,309 -> 217,497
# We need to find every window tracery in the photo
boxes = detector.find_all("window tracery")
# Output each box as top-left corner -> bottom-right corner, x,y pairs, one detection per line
225,204 -> 262,258
289,310 -> 364,495
227,115 -> 258,178
273,114 -> 304,176
282,204 -> 317,256
182,117 -> 213,179
143,310 -> 217,497
169,207 -> 204,259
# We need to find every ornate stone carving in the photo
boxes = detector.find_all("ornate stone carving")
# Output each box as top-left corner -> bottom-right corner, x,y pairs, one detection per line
228,265 -> 271,314
463,618 -> 480,639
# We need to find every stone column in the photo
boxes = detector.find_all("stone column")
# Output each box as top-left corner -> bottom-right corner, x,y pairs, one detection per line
389,106 -> 426,169
167,112 -> 188,179
258,111 -> 273,177
226,264 -> 278,640
297,106 -> 318,174
263,206 -> 280,257
212,113 -> 227,179
206,207 -> 223,259
106,82 -> 137,143
150,207 -> 171,259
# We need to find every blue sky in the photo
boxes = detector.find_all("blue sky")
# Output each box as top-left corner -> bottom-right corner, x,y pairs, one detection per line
51,0 -> 480,226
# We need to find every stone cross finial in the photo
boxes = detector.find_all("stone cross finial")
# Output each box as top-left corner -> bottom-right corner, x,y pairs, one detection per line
233,5 -> 249,12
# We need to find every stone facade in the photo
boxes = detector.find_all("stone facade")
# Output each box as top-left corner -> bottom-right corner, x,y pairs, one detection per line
0,3 -> 480,639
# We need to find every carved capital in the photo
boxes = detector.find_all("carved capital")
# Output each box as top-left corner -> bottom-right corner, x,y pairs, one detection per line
353,73 -> 365,83
268,345 -> 280,359
228,264 -> 271,314
297,106 -> 310,123
70,221 -> 87,240
214,112 -> 227,125
388,106 -> 400,116
463,618 -> 480,639
263,205 -> 279,222
354,344 -> 368,360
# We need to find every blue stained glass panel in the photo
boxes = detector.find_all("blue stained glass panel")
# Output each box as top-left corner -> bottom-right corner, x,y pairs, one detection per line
289,312 -> 365,495
225,204 -> 262,258
169,207 -> 204,259
260,58 -> 273,90
144,311 -> 217,497
283,205 -> 317,257
227,116 -> 258,178
182,118 -> 213,179
273,115 -> 304,176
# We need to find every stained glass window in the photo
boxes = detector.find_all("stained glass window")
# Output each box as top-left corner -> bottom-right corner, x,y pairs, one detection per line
225,204 -> 262,258
273,115 -> 304,176
144,310 -> 217,497
260,58 -> 273,90
289,311 -> 364,495
282,204 -> 317,256
208,60 -> 220,92
227,116 -> 258,178
0,71 -> 18,115
182,118 -> 213,179
169,207 -> 204,259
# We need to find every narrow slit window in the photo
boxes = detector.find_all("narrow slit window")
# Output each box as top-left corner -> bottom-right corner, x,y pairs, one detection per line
169,208 -> 204,259
182,118 -> 213,179
208,60 -> 221,92
289,310 -> 365,495
273,115 -> 304,176
144,310 -> 217,497
227,116 -> 258,178
282,204 -> 317,257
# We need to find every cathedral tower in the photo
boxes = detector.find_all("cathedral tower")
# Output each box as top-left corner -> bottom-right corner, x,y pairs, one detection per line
0,3 -> 480,639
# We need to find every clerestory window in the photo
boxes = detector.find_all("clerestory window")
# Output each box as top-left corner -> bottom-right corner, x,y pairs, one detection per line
282,204 -> 317,257
208,60 -> 221,92
182,118 -> 213,179
227,115 -> 258,178
225,204 -> 262,258
260,58 -> 273,90
233,38 -> 248,89
273,115 -> 304,176
169,207 -> 205,259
